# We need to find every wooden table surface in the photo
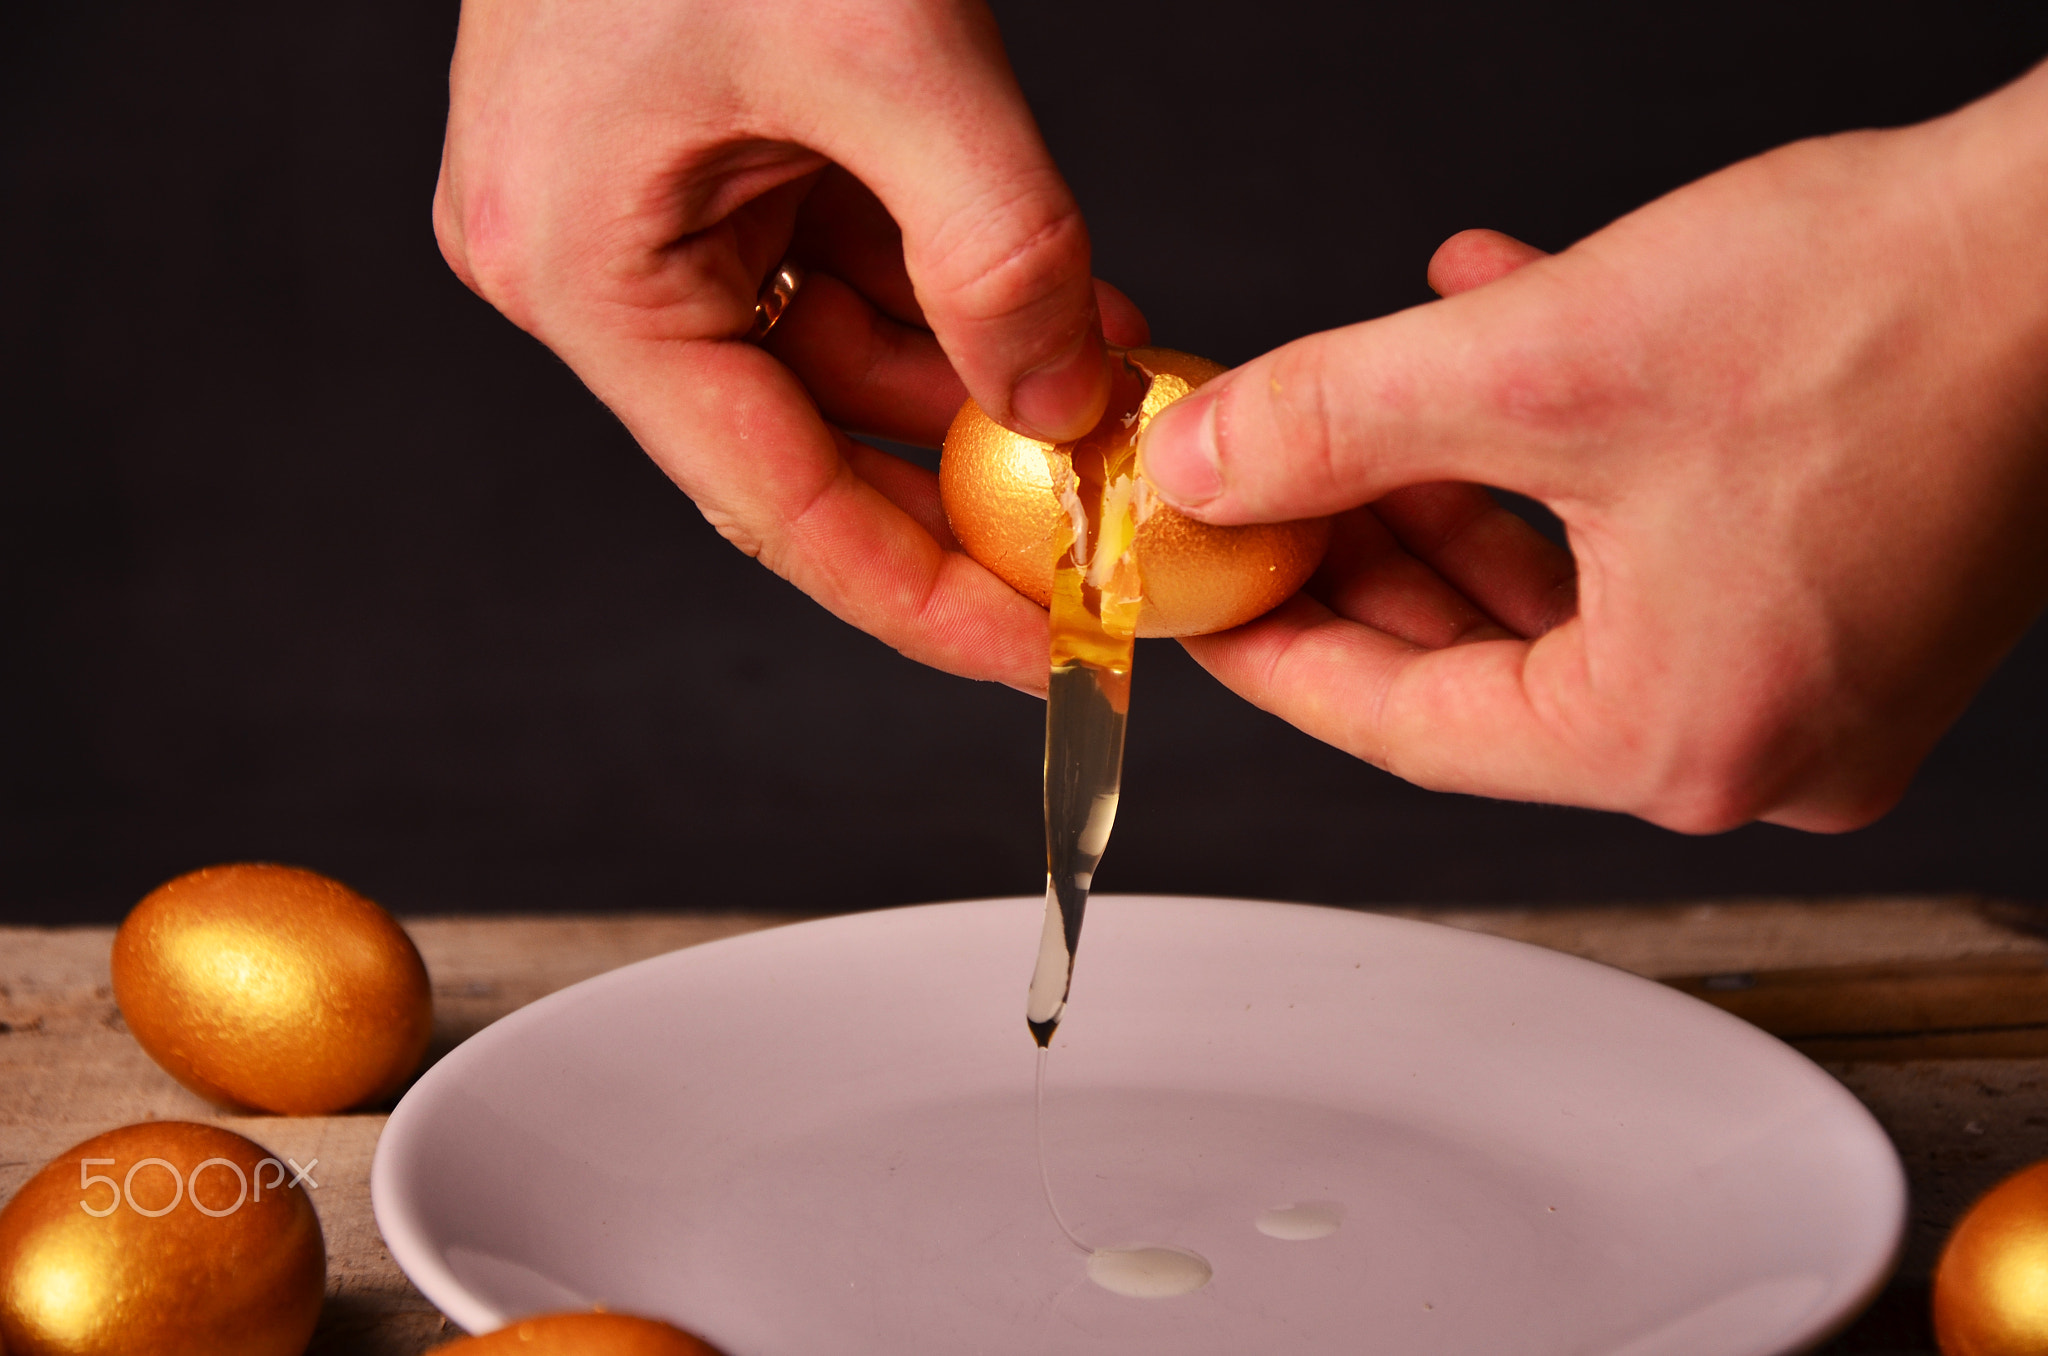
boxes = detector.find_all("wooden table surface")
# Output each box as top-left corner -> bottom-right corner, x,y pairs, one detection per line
8,896 -> 2048,1355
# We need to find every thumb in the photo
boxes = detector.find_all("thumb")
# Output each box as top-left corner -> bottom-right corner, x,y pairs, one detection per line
797,7 -> 1107,442
1135,258 -> 1578,525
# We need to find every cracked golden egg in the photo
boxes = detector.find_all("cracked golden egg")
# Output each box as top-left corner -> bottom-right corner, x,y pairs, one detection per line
112,863 -> 432,1115
431,1312 -> 727,1355
940,346 -> 1330,637
0,1121 -> 324,1356
1935,1159 -> 2048,1354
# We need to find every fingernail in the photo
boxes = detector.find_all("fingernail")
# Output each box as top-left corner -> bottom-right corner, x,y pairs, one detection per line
1011,335 -> 1107,442
1136,386 -> 1223,506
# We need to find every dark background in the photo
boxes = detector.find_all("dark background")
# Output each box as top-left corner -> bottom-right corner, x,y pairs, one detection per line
4,1 -> 2045,924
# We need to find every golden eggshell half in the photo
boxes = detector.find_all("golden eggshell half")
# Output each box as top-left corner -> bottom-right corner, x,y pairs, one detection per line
940,346 -> 1330,638
1935,1158 -> 2048,1355
0,1121 -> 325,1356
112,862 -> 433,1115
431,1312 -> 727,1355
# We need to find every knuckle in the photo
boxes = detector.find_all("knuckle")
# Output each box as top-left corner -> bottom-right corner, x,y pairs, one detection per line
459,245 -> 523,323
919,190 -> 1091,329
1254,343 -> 1342,502
817,0 -> 1009,112
1770,757 -> 1915,834
1636,715 -> 1798,835
828,0 -> 979,65
437,176 -> 537,330
1810,783 -> 1907,833
1478,324 -> 1637,440
1640,783 -> 1764,837
431,183 -> 478,294
1556,681 -> 1791,834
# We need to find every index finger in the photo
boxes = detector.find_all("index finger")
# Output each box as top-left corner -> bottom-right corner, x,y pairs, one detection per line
598,334 -> 1050,689
1183,601 -> 1644,814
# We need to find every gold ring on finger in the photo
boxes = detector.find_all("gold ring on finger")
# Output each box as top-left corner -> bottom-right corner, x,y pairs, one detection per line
748,260 -> 805,341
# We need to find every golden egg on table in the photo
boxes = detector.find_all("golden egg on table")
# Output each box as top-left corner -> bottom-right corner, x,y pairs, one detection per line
112,863 -> 432,1114
0,1121 -> 324,1356
940,346 -> 1331,637
431,1312 -> 727,1355
1935,1159 -> 2048,1354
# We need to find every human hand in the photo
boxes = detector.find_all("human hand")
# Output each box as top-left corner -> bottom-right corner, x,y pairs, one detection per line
434,0 -> 1146,689
1138,62 -> 2048,833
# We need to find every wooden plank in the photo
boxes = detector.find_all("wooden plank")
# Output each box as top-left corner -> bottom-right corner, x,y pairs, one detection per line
1827,1059 -> 2048,1285
0,914 -> 785,1356
1666,956 -> 2048,1059
1382,895 -> 2048,977
7,898 -> 2042,1354
1423,895 -> 2048,1064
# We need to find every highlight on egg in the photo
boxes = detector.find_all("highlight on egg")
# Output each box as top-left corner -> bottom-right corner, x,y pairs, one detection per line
940,346 -> 1331,637
112,862 -> 433,1115
430,1311 -> 728,1355
1934,1158 -> 2048,1355
0,1121 -> 325,1356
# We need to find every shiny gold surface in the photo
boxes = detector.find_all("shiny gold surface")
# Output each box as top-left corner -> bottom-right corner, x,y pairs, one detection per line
112,863 -> 432,1114
1936,1159 -> 2048,1354
748,260 -> 804,342
0,1122 -> 324,1356
940,346 -> 1331,637
432,1312 -> 726,1355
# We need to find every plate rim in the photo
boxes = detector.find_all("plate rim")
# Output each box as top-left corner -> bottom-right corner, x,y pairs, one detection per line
372,894 -> 1907,1350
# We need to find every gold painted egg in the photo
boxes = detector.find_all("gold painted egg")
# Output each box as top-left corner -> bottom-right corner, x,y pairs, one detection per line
1936,1159 -> 2048,1354
112,863 -> 432,1114
940,346 -> 1331,637
431,1312 -> 726,1355
0,1121 -> 324,1356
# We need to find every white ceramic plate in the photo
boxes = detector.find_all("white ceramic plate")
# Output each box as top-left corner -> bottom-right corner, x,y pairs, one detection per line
373,896 -> 1904,1355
